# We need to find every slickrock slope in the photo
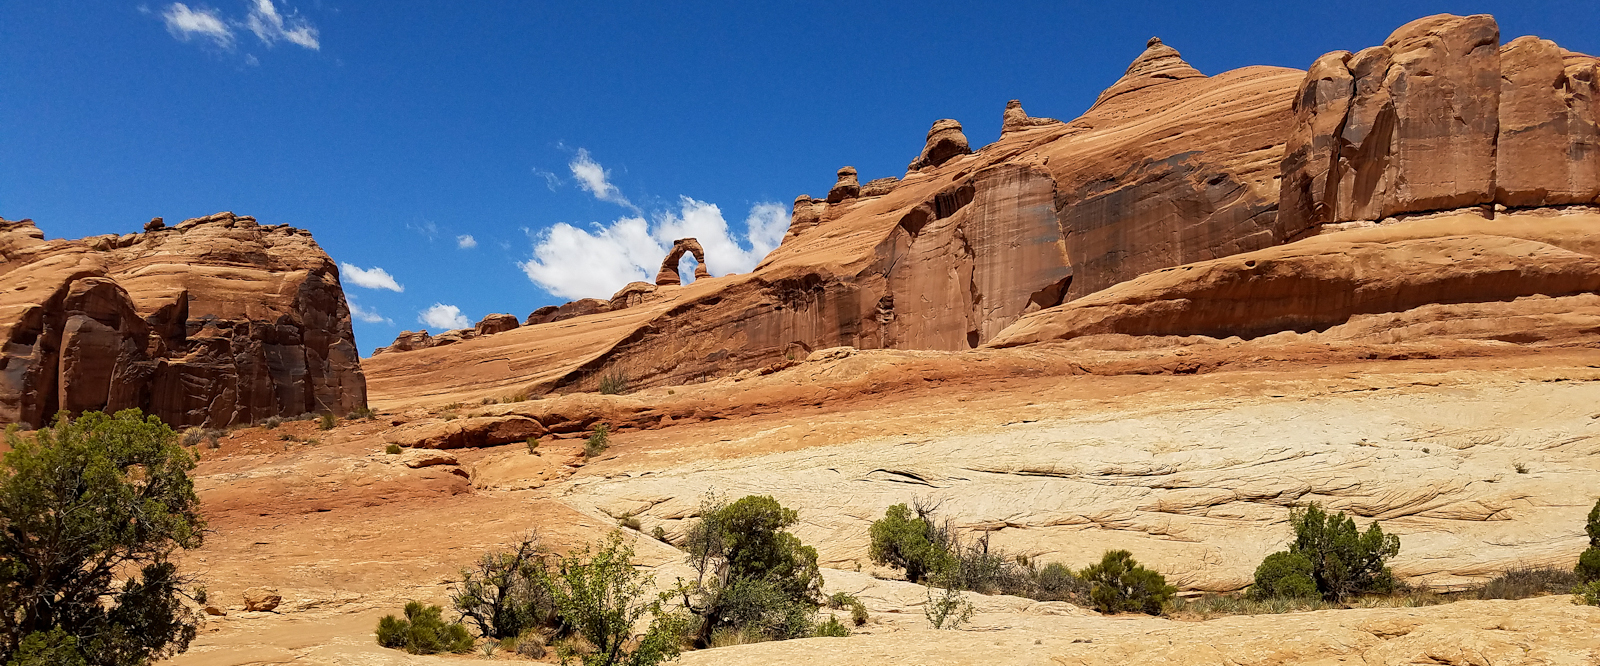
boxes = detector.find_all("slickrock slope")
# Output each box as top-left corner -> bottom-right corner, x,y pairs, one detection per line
0,213 -> 366,428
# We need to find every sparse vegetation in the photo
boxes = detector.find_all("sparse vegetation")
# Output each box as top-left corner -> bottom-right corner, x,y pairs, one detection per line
526,436 -> 540,454
1514,462 -> 1529,474
584,424 -> 611,458
385,443 -> 402,455
180,427 -> 223,449
1080,549 -> 1175,615
923,582 -> 974,629
319,412 -> 337,430
680,494 -> 834,646
652,526 -> 669,543
812,615 -> 850,637
826,592 -> 869,626
0,410 -> 205,665
598,369 -> 630,395
1576,499 -> 1600,582
1575,580 -> 1600,606
617,512 -> 642,530
346,406 -> 374,420
547,532 -> 685,666
1475,565 -> 1579,600
375,601 -> 474,654
263,416 -> 283,429
1253,503 -> 1399,601
867,498 -> 1088,604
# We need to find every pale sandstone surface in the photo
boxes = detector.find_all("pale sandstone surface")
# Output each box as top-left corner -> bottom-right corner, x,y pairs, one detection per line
0,213 -> 365,428
161,351 -> 1600,664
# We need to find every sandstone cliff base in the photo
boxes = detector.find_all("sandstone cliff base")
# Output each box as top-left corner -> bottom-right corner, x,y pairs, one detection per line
161,346 -> 1600,664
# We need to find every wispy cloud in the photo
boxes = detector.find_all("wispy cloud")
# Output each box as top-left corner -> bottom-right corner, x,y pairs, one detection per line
348,302 -> 392,324
419,303 -> 471,330
406,220 -> 439,240
161,3 -> 234,48
244,0 -> 319,50
533,168 -> 562,191
569,149 -> 638,212
340,263 -> 405,292
519,198 -> 788,300
156,1 -> 318,52
456,234 -> 478,249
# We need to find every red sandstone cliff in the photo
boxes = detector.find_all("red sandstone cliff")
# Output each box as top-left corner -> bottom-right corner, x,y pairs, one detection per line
0,212 -> 366,428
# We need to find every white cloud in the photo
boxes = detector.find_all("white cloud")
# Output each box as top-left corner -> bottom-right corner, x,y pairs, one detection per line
533,168 -> 562,191
456,234 -> 478,249
348,302 -> 391,324
162,3 -> 234,48
419,303 -> 472,330
340,263 -> 404,292
569,149 -> 637,211
245,0 -> 320,49
519,198 -> 789,300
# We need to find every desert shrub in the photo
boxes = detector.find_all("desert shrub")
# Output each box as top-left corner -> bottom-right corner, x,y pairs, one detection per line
1274,503 -> 1400,601
374,601 -> 473,654
850,601 -> 869,626
1575,580 -> 1600,606
0,410 -> 205,666
923,582 -> 974,629
346,406 -> 374,420
1033,562 -> 1088,602
545,531 -> 685,666
618,513 -> 642,531
1577,499 -> 1600,582
652,526 -> 669,543
598,369 -> 629,395
680,494 -> 827,645
1514,462 -> 1529,474
1251,551 -> 1318,600
812,615 -> 850,637
318,413 -> 336,430
385,443 -> 402,455
263,416 -> 283,430
584,425 -> 610,458
451,536 -> 556,640
824,592 -> 869,626
1476,565 -> 1580,600
526,436 -> 540,454
868,501 -> 953,584
1080,550 -> 1175,615
946,532 -> 1031,596
513,628 -> 546,658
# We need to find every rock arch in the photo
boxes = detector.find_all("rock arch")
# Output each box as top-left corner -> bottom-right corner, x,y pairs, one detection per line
655,238 -> 710,286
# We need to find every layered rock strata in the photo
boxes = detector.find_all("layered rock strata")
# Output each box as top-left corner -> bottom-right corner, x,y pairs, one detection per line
0,213 -> 366,428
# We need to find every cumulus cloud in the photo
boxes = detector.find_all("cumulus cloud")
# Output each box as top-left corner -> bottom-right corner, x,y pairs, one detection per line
520,198 -> 789,300
456,234 -> 478,249
340,263 -> 404,292
244,0 -> 319,49
569,149 -> 637,211
419,303 -> 471,330
348,302 -> 391,324
162,3 -> 234,48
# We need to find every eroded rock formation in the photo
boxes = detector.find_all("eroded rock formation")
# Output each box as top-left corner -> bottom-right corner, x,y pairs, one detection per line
1092,36 -> 1205,109
0,213 -> 366,428
1279,14 -> 1600,230
907,119 -> 972,171
655,238 -> 709,286
826,167 -> 860,203
474,313 -> 520,336
373,330 -> 433,355
1001,99 -> 1061,133
783,194 -> 825,241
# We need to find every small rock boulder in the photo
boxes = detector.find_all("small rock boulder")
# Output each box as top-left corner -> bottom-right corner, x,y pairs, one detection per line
383,415 -> 547,449
907,119 -> 973,171
474,313 -> 520,336
144,217 -> 165,232
401,449 -> 458,468
826,166 -> 861,203
243,587 -> 282,612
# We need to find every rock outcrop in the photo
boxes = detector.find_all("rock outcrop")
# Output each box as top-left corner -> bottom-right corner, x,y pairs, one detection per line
859,177 -> 900,197
783,194 -> 824,241
0,213 -> 366,428
825,167 -> 860,203
906,119 -> 972,171
655,238 -> 710,286
373,330 -> 433,355
1091,37 -> 1205,109
527,299 -> 612,326
1000,99 -> 1060,133
1279,14 -> 1600,231
608,281 -> 657,310
473,313 -> 520,336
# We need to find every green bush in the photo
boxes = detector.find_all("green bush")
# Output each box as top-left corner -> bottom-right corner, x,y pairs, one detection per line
1273,503 -> 1400,601
681,494 -> 827,646
1080,550 -> 1175,615
584,424 -> 611,458
1251,551 -> 1318,600
385,443 -> 402,455
319,413 -> 337,430
868,502 -> 952,584
546,532 -> 684,666
451,536 -> 555,640
374,601 -> 473,654
0,410 -> 205,666
923,582 -> 974,629
598,369 -> 629,395
812,615 -> 850,637
1575,580 -> 1600,606
1033,562 -> 1088,603
1577,499 -> 1600,582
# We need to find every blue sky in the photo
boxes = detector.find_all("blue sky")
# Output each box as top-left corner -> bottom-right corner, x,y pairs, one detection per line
3,1 -> 1597,355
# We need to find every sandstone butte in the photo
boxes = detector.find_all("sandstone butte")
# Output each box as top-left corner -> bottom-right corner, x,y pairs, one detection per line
0,212 -> 366,428
5,11 -> 1600,666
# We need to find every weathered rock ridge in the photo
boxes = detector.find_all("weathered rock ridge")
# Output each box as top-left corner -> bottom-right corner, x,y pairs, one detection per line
0,213 -> 366,427
365,13 -> 1600,408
